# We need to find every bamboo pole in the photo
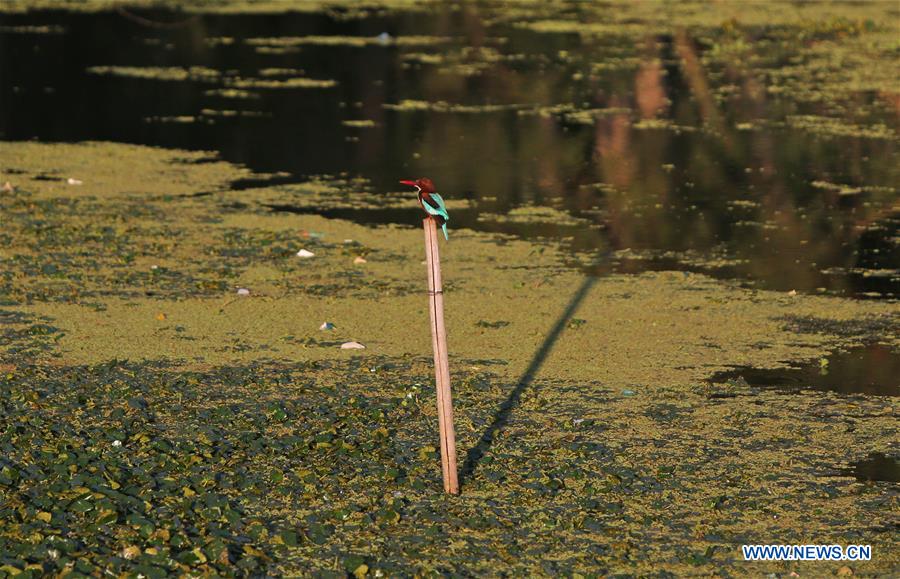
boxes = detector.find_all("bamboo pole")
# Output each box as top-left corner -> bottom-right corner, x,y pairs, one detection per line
423,217 -> 459,494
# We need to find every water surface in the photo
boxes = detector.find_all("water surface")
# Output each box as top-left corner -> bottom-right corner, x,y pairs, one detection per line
1,5 -> 898,298
710,344 -> 900,397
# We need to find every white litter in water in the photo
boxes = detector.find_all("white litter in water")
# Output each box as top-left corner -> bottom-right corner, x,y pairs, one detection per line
341,341 -> 365,350
319,322 -> 335,330
353,256 -> 367,264
236,288 -> 250,296
377,32 -> 392,44
112,440 -> 122,447
150,265 -> 159,270
296,249 -> 315,258
67,178 -> 83,185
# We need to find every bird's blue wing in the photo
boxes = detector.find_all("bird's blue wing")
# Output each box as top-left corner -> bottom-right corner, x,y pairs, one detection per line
426,193 -> 450,221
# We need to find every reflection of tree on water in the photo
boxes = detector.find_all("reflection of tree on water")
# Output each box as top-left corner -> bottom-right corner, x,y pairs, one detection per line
0,4 -> 895,296
403,18 -> 895,295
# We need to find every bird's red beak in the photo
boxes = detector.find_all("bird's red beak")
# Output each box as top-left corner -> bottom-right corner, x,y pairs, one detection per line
399,180 -> 417,187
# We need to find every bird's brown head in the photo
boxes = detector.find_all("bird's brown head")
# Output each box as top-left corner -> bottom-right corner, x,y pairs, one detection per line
399,177 -> 436,193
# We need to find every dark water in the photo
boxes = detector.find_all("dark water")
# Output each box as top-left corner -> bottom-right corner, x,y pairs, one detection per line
1,6 -> 898,298
841,453 -> 900,484
711,344 -> 900,397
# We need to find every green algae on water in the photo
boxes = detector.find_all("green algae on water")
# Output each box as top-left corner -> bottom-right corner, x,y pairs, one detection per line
85,65 -> 335,90
200,108 -> 270,119
86,65 -> 222,82
204,88 -> 260,99
786,115 -> 897,141
205,36 -> 235,47
258,67 -> 305,77
478,206 -> 592,228
253,45 -> 300,55
383,99 -> 522,114
228,76 -> 337,89
632,118 -> 698,133
144,115 -> 200,124
0,24 -> 65,34
1,140 -> 899,576
341,120 -> 377,128
0,0 -> 435,14
245,34 -> 452,48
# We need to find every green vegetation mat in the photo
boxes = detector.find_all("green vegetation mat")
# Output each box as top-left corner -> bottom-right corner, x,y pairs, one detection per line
1,139 -> 897,576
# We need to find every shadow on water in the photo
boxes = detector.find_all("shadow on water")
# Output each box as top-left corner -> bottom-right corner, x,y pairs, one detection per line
710,344 -> 900,397
840,453 -> 900,484
460,276 -> 597,486
1,7 -> 898,298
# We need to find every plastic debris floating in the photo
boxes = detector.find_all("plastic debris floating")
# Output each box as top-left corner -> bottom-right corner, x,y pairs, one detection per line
236,288 -> 250,296
319,322 -> 335,331
296,249 -> 315,258
340,341 -> 365,349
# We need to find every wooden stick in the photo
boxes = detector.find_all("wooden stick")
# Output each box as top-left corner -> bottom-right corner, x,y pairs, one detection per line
423,217 -> 459,494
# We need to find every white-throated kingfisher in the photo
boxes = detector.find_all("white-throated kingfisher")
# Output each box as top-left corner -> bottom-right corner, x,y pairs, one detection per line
400,177 -> 449,240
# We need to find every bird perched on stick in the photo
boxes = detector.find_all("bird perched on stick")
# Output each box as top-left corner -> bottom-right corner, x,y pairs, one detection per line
400,178 -> 449,240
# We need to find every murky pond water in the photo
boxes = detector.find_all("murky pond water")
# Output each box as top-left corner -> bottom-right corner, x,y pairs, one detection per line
711,343 -> 900,397
842,452 -> 899,484
1,6 -> 898,299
